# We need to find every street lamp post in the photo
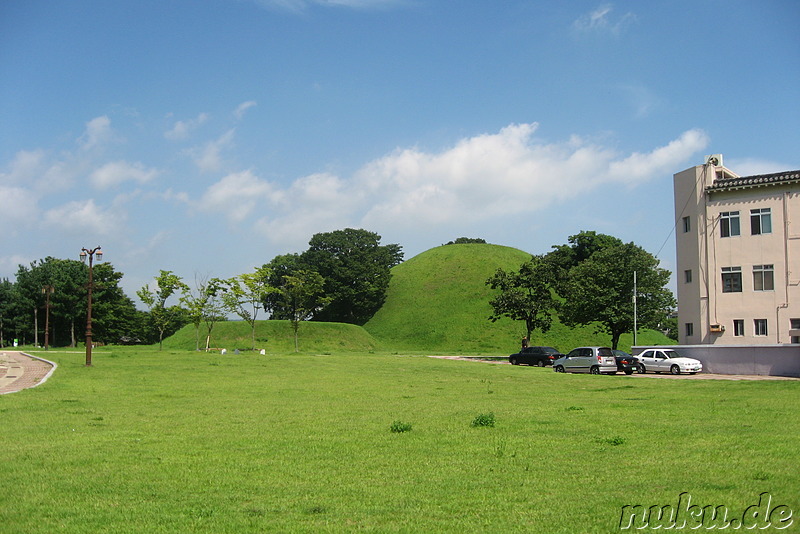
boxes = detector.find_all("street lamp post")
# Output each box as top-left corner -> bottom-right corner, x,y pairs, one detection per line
42,285 -> 54,350
80,247 -> 103,366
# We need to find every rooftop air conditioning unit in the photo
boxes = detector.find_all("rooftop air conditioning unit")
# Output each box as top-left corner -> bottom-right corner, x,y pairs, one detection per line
710,324 -> 725,333
705,154 -> 723,167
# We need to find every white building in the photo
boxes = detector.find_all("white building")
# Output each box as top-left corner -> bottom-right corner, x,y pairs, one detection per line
673,156 -> 800,345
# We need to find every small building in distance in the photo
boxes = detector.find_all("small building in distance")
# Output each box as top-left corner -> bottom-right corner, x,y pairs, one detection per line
673,155 -> 800,345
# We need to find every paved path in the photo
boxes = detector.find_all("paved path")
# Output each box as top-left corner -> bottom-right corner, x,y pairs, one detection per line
0,351 -> 57,394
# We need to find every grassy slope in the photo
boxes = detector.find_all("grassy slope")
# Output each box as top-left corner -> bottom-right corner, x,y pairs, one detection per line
162,319 -> 383,353
364,243 -> 673,354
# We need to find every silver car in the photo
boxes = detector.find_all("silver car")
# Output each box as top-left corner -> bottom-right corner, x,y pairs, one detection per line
636,349 -> 702,375
553,346 -> 618,375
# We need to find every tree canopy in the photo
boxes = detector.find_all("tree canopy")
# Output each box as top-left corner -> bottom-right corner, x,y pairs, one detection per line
547,232 -> 674,349
296,228 -> 403,325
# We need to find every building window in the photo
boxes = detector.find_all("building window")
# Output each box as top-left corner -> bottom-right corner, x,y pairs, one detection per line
791,318 -> 800,344
733,319 -> 744,337
682,216 -> 691,233
720,211 -> 740,237
721,266 -> 742,293
750,208 -> 772,235
684,269 -> 692,283
753,264 -> 774,291
685,323 -> 694,337
754,319 -> 768,336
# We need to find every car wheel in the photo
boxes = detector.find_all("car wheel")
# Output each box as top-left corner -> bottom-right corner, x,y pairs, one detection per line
624,369 -> 633,375
555,365 -> 565,373
537,360 -> 546,367
638,364 -> 646,374
590,366 -> 600,375
670,365 -> 681,375
510,357 -> 517,365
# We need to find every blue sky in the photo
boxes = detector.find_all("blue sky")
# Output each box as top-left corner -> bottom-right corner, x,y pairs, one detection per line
2,0 -> 799,302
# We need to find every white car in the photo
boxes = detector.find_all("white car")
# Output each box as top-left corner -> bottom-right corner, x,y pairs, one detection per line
636,349 -> 702,375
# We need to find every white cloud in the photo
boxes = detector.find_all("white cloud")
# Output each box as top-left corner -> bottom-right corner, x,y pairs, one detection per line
90,160 -> 159,189
42,199 -> 124,236
164,113 -> 209,140
78,116 -> 113,150
573,4 -> 636,36
196,170 -> 276,222
188,129 -> 235,172
237,123 -> 710,245
1,149 -> 46,185
234,101 -> 257,120
0,186 -> 38,228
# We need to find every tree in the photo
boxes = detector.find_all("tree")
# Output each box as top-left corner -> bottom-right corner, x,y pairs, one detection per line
486,255 -> 556,341
279,270 -> 330,352
544,231 -> 624,294
556,242 -> 675,349
222,266 -> 274,351
300,228 -> 403,325
261,253 -> 304,320
445,237 -> 487,245
181,276 -> 227,351
137,270 -> 189,350
85,262 -> 139,345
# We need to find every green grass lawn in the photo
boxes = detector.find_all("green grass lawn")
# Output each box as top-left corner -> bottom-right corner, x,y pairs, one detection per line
3,348 -> 798,533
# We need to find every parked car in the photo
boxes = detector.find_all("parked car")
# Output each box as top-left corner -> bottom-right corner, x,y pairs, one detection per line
553,346 -> 617,374
636,348 -> 702,375
509,346 -> 563,367
611,349 -> 639,375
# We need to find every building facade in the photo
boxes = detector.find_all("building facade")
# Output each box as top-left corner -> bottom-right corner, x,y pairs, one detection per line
673,157 -> 800,345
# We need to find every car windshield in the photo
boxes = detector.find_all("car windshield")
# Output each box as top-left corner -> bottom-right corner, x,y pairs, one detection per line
663,350 -> 681,359
598,348 -> 614,357
542,347 -> 561,355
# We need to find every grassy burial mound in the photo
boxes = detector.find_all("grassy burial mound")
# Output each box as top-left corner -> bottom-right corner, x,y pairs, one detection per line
163,319 -> 383,354
363,243 -> 673,354
364,243 -> 532,353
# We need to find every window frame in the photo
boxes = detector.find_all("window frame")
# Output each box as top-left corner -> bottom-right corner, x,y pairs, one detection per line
685,323 -> 694,337
682,216 -> 691,233
684,269 -> 692,283
750,208 -> 772,235
720,211 -> 741,238
721,266 -> 742,293
753,264 -> 775,292
754,319 -> 768,337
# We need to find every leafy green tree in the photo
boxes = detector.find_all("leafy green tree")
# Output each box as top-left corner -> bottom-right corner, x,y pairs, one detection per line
300,228 -> 403,325
544,231 -> 624,293
261,253 -> 304,320
486,255 -> 556,341
181,275 -> 227,351
557,242 -> 675,349
445,237 -> 487,245
137,270 -> 189,350
90,262 -> 140,345
279,270 -> 330,352
222,266 -> 274,351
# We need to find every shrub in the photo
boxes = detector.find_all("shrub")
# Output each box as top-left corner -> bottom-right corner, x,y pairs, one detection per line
390,420 -> 413,433
471,412 -> 495,428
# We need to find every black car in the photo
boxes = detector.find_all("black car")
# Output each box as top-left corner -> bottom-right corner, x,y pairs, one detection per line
611,350 -> 639,375
509,346 -> 563,367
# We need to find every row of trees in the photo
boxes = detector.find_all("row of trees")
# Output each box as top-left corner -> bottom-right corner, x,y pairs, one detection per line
0,257 -> 150,348
487,231 -> 675,349
0,229 -> 403,352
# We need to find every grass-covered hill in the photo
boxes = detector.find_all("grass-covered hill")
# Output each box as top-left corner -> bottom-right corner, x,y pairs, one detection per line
164,243 -> 673,354
162,319 -> 383,353
363,243 -> 673,354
